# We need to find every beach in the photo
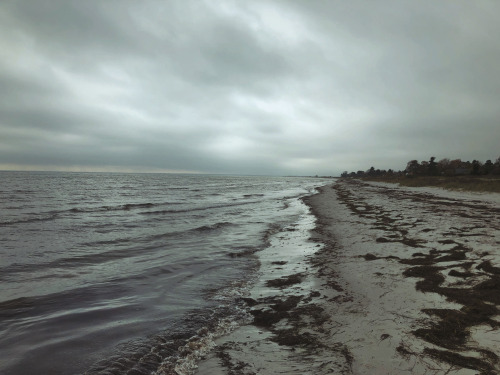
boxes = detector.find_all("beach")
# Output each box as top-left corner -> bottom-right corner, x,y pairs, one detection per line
196,179 -> 500,374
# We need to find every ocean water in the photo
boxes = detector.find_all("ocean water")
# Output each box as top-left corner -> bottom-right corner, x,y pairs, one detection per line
0,172 -> 327,375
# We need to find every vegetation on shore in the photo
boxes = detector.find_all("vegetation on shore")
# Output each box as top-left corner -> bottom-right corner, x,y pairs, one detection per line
363,175 -> 500,193
341,157 -> 500,193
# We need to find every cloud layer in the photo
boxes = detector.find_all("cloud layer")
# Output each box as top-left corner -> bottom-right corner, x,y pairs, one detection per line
1,0 -> 499,175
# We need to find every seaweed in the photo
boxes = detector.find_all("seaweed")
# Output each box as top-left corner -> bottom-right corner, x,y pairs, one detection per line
265,273 -> 304,288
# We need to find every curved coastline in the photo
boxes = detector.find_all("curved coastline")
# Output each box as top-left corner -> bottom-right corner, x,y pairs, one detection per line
197,179 -> 500,374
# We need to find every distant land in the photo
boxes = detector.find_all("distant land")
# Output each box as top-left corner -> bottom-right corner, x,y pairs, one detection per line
341,157 -> 500,193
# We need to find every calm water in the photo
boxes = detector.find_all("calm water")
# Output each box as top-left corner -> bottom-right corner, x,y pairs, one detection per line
0,172 -> 327,374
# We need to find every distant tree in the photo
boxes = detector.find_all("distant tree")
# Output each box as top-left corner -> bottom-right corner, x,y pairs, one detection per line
492,157 -> 500,175
438,158 -> 451,175
471,160 -> 481,175
341,155 -> 500,179
428,156 -> 438,176
406,160 -> 420,176
447,159 -> 472,175
418,161 -> 429,176
449,159 -> 462,169
438,158 -> 450,166
482,160 -> 493,175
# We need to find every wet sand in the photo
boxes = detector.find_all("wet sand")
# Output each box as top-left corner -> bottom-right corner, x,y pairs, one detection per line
195,179 -> 500,375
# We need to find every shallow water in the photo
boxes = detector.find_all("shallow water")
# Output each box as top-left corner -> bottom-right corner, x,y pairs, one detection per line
0,172 -> 327,374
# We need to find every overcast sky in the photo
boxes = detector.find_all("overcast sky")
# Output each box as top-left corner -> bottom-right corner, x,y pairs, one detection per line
1,1 -> 499,176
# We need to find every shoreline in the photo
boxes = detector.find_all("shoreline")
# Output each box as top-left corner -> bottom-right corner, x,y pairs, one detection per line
195,189 -> 349,374
196,180 -> 500,374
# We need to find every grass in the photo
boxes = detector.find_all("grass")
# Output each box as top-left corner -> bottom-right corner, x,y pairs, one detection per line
360,175 -> 500,193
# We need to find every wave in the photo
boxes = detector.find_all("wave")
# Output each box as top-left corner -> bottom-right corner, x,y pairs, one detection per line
80,221 -> 235,248
0,242 -> 164,281
0,282 -> 132,320
2,190 -> 275,226
192,222 -> 234,232
243,194 -> 265,198
69,202 -> 157,213
0,220 -> 237,281
84,282 -> 252,375
142,200 -> 256,216
0,202 -> 181,226
0,213 -> 59,226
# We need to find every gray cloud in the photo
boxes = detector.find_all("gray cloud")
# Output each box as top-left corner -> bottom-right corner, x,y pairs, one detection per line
0,0 -> 499,175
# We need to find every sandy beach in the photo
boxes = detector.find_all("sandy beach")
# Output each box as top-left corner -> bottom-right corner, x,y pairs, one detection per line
195,179 -> 500,375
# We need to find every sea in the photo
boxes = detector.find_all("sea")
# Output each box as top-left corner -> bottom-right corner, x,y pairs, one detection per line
0,171 -> 329,375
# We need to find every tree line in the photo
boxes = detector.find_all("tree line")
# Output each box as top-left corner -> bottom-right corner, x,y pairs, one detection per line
341,157 -> 500,178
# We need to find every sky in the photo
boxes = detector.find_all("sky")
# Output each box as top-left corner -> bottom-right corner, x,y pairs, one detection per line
1,0 -> 499,176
